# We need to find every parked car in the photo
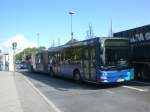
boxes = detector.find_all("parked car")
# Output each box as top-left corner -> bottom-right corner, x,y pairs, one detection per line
16,61 -> 27,69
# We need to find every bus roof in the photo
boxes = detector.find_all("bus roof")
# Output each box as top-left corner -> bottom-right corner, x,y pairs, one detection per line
48,37 -> 129,52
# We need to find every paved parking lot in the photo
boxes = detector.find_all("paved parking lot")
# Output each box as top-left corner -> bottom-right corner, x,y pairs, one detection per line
18,71 -> 150,112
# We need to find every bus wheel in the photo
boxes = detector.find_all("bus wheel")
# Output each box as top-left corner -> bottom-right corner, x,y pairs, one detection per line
50,68 -> 54,77
141,66 -> 150,81
74,71 -> 81,83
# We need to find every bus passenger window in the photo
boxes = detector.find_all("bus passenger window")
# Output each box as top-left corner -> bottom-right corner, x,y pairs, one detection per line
52,58 -> 56,65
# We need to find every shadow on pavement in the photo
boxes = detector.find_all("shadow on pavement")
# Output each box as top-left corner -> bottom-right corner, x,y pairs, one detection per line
19,71 -> 122,91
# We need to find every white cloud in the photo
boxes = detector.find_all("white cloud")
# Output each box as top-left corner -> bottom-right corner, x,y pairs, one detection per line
1,34 -> 36,53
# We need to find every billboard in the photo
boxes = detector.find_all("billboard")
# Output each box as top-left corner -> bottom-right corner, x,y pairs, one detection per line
113,25 -> 150,44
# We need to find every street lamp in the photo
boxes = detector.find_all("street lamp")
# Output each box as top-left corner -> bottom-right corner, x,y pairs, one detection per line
69,11 -> 75,43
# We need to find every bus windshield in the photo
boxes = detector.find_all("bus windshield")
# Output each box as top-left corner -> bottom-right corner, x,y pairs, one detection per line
101,39 -> 130,69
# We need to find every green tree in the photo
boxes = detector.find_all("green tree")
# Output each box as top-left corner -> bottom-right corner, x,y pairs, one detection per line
38,46 -> 46,51
16,46 -> 46,60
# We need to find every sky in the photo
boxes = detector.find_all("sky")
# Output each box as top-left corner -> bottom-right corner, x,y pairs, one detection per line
0,0 -> 150,52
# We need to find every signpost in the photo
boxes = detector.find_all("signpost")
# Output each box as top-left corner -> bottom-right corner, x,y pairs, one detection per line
12,42 -> 17,75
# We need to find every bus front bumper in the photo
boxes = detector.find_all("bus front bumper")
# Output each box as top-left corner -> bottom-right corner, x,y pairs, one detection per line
97,68 -> 134,83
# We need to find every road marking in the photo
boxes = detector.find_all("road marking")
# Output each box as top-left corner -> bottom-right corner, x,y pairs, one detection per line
106,90 -> 114,94
122,85 -> 148,92
131,80 -> 150,85
22,75 -> 62,112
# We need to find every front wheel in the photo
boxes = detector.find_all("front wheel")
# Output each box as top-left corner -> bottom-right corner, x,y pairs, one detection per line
73,71 -> 81,83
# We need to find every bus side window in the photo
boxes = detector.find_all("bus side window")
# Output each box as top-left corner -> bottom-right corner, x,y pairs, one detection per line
91,47 -> 96,67
40,54 -> 42,61
64,48 -> 71,64
36,54 -> 41,64
52,59 -> 56,65
49,56 -> 51,64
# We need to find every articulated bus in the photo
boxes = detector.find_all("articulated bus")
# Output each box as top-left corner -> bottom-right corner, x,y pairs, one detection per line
29,51 -> 49,73
29,37 -> 134,83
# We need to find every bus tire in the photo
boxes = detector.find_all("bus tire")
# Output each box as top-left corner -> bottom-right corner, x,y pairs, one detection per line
141,65 -> 150,81
73,71 -> 81,83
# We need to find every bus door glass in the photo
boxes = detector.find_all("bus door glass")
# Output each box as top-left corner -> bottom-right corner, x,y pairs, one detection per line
35,54 -> 42,71
53,52 -> 60,75
83,48 -> 90,80
43,52 -> 48,73
90,47 -> 96,81
57,52 -> 61,75
40,53 -> 44,71
83,47 -> 96,81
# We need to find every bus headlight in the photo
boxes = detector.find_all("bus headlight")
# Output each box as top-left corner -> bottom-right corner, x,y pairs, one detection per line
101,76 -> 107,80
101,72 -> 108,79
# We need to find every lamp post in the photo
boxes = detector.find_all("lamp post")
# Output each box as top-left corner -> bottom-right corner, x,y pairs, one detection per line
12,42 -> 17,75
69,11 -> 75,43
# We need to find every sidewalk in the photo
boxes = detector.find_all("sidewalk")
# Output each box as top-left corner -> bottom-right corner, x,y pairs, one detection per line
0,71 -> 23,112
0,71 -> 57,112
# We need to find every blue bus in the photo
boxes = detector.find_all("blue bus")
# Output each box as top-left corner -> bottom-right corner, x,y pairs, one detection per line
47,37 -> 134,83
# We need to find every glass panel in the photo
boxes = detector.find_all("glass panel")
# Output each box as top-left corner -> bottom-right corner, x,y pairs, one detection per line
64,46 -> 82,64
83,47 -> 96,81
90,47 -> 96,81
102,46 -> 129,69
83,48 -> 90,80
100,39 -> 130,69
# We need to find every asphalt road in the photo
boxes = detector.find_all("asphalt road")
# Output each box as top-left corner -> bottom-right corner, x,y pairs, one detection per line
19,71 -> 150,112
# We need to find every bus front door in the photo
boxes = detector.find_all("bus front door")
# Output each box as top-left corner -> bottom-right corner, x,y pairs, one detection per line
83,47 -> 96,81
